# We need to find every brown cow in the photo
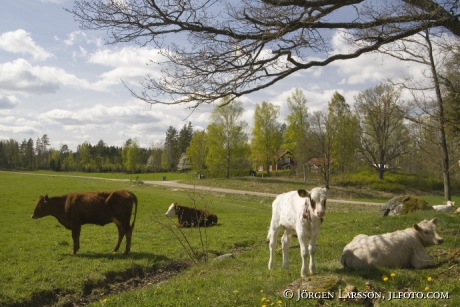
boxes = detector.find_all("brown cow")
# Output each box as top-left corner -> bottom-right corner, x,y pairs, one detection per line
32,190 -> 138,254
165,203 -> 218,227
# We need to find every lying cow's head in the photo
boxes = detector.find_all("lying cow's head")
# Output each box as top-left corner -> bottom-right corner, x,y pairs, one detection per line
298,185 -> 329,218
31,195 -> 49,219
414,218 -> 443,247
165,203 -> 179,217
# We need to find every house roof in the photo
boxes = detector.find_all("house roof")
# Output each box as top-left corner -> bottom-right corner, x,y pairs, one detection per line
274,150 -> 293,160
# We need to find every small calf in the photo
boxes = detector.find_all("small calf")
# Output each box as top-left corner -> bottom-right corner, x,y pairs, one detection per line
165,203 -> 218,227
267,186 -> 329,277
433,201 -> 455,212
340,218 -> 443,269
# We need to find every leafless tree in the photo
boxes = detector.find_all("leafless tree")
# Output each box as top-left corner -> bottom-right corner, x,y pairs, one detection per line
308,110 -> 333,186
355,83 -> 410,180
69,0 -> 460,107
380,29 -> 456,200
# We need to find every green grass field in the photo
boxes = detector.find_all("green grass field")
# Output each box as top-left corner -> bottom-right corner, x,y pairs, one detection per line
0,171 -> 459,306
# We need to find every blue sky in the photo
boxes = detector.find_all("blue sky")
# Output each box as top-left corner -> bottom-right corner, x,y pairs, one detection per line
0,0 -> 424,151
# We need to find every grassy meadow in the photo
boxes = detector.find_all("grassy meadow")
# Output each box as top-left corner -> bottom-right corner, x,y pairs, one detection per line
0,171 -> 459,306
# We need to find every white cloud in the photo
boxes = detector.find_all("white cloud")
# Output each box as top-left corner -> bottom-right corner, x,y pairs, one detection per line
0,95 -> 20,109
329,30 -> 429,87
0,29 -> 53,61
0,115 -> 43,140
0,58 -> 92,94
29,100 -> 199,150
64,31 -> 88,46
39,0 -> 67,3
89,46 -> 166,89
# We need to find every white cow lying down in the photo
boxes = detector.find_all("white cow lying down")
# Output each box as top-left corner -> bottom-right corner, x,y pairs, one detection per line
433,200 -> 455,212
340,218 -> 443,269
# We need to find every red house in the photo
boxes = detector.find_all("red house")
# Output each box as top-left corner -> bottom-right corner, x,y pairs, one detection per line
257,150 -> 296,172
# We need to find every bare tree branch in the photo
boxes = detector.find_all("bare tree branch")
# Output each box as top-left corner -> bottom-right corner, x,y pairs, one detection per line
68,0 -> 460,107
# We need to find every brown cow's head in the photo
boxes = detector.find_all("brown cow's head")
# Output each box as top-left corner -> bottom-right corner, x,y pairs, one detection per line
31,195 -> 49,219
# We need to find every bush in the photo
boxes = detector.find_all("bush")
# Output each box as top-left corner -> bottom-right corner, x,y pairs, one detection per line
335,170 -> 455,192
255,169 -> 293,177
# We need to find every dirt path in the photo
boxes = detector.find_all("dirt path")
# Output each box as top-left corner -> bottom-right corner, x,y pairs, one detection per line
144,180 -> 384,206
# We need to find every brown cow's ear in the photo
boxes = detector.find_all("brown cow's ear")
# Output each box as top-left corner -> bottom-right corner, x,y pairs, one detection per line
44,195 -> 49,201
298,190 -> 310,198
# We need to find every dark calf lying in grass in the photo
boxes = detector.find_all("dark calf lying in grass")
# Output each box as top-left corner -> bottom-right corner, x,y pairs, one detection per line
32,190 -> 138,254
165,203 -> 218,227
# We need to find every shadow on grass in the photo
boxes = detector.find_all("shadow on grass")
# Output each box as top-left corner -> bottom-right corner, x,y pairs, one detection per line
9,257 -> 190,307
72,251 -> 169,261
332,266 -> 388,281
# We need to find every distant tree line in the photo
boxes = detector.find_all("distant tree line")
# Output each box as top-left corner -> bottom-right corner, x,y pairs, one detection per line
1,83 -> 458,184
2,71 -> 460,202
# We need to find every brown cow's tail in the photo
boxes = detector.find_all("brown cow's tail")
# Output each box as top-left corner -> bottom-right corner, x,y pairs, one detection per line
130,193 -> 138,231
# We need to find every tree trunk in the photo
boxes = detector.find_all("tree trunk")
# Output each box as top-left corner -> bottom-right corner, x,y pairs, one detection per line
378,166 -> 385,180
426,31 -> 451,201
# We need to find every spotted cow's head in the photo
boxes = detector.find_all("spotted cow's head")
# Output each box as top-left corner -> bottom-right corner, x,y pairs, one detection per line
298,185 -> 329,219
165,203 -> 179,217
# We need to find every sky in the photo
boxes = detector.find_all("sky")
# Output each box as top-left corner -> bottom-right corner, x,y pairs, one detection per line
0,0 -> 428,152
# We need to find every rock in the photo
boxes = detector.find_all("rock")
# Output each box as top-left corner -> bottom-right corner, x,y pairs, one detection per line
379,195 -> 432,217
212,253 -> 235,261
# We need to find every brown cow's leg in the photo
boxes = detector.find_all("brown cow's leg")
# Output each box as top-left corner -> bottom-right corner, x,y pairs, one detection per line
71,224 -> 81,254
113,224 -> 124,252
124,226 -> 132,254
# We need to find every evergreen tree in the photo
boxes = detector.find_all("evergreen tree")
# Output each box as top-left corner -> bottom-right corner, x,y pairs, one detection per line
178,122 -> 194,155
164,126 -> 179,171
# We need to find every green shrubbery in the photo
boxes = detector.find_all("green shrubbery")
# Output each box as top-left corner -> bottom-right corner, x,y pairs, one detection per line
256,169 -> 293,177
335,170 -> 453,192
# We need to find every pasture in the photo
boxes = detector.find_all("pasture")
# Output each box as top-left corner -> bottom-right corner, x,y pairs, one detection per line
0,171 -> 459,306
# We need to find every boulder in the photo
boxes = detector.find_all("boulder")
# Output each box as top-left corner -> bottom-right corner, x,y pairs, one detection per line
379,195 -> 433,217
279,275 -> 342,296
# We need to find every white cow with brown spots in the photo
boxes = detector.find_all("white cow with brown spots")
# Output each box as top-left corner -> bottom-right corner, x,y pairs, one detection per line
267,186 -> 329,277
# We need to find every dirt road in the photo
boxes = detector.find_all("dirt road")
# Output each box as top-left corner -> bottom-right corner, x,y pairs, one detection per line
3,171 -> 383,206
146,180 -> 384,206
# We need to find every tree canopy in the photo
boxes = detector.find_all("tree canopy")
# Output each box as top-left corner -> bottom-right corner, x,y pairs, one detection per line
69,0 -> 460,107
